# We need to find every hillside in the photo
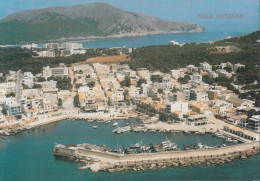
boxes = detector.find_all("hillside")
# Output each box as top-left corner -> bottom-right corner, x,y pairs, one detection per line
0,3 -> 204,44
129,31 -> 259,73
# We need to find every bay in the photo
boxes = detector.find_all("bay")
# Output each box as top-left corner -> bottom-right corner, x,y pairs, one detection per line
82,31 -> 249,48
0,119 -> 259,181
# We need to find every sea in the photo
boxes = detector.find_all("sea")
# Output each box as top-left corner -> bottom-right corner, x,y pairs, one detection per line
0,119 -> 259,181
81,31 -> 250,48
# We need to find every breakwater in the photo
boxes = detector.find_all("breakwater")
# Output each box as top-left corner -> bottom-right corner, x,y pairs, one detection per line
54,141 -> 259,173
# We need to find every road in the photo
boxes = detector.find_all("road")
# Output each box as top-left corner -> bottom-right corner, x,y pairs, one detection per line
15,70 -> 22,103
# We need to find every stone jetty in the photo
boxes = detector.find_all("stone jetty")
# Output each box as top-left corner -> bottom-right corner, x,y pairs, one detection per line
54,141 -> 259,173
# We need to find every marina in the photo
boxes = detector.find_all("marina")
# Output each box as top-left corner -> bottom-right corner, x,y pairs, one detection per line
0,119 -> 259,180
53,139 -> 259,173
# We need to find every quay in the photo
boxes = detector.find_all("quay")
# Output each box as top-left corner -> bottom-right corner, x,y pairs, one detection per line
54,141 -> 260,173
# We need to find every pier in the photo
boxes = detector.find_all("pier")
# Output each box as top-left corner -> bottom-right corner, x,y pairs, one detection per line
54,141 -> 260,173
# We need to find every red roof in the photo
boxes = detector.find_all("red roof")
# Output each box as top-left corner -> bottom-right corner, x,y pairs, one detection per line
6,116 -> 16,121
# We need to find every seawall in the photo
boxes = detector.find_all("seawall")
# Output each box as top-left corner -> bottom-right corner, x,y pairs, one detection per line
54,141 -> 260,172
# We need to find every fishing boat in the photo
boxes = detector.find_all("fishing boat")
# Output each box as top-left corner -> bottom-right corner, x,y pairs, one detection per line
113,122 -> 119,127
92,126 -> 98,129
224,136 -> 238,143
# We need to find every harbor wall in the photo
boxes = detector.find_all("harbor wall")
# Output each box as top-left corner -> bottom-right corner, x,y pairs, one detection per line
54,147 -> 76,157
54,141 -> 259,163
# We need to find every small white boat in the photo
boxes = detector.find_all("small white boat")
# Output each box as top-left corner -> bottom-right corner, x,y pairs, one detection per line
113,122 -> 119,127
92,126 -> 98,129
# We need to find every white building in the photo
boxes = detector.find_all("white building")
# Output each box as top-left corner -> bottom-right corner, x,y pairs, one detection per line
166,102 -> 189,114
191,74 -> 202,83
169,40 -> 180,45
43,43 -> 59,49
42,66 -> 68,78
170,69 -> 185,79
248,115 -> 260,132
37,50 -> 55,57
199,62 -> 212,71
60,42 -> 83,49
233,63 -> 245,73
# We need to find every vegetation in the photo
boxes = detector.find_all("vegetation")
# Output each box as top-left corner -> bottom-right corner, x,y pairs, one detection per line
36,77 -> 46,82
47,76 -> 72,90
87,81 -> 95,88
236,66 -> 259,85
73,94 -> 80,107
76,84 -> 83,89
157,88 -> 164,94
0,77 -> 6,83
129,31 -> 259,73
123,90 -> 129,101
137,78 -> 147,87
136,103 -> 156,117
120,76 -> 131,87
151,75 -> 162,83
6,92 -> 15,98
0,47 -> 103,74
58,98 -> 63,107
177,75 -> 190,84
32,84 -> 42,89
1,107 -> 7,116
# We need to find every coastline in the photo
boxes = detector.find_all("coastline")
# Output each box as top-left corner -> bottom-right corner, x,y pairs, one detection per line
37,30 -> 205,44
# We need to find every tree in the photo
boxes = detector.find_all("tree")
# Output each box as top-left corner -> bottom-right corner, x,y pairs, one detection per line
151,75 -> 162,83
224,66 -> 232,73
22,83 -> 29,89
171,87 -> 179,93
0,77 -> 5,83
32,84 -> 42,89
202,75 -> 215,85
255,95 -> 260,107
87,81 -> 95,88
123,90 -> 129,100
76,84 -> 83,89
48,76 -> 72,90
247,109 -> 256,118
137,78 -> 147,87
120,76 -> 131,87
6,92 -> 15,98
58,98 -> 63,107
159,112 -> 170,122
73,94 -> 80,107
37,77 -> 46,82
1,107 -> 7,116
158,88 -> 164,94
178,75 -> 190,84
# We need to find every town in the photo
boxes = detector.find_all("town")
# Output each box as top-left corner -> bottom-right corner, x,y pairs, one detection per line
0,42 -> 259,146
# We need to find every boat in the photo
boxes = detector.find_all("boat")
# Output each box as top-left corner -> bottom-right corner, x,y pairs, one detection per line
113,122 -> 119,127
112,126 -> 131,134
92,126 -> 98,129
224,136 -> 238,143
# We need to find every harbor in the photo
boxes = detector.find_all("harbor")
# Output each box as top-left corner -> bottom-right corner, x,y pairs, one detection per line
54,141 -> 259,173
0,119 -> 259,180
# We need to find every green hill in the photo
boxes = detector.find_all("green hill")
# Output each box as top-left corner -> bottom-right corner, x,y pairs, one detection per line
0,3 -> 204,44
129,31 -> 259,73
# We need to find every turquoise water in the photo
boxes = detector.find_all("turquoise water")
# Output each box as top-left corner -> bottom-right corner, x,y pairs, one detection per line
0,119 -> 259,181
82,31 -> 249,48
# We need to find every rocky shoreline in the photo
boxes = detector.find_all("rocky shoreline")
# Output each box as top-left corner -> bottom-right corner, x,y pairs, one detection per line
99,149 -> 259,173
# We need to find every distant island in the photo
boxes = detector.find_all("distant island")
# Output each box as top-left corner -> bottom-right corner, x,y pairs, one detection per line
0,3 -> 205,44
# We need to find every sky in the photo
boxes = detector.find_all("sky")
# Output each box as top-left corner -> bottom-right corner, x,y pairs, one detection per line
0,0 -> 259,33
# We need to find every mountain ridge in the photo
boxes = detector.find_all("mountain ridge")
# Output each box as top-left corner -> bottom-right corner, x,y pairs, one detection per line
0,3 -> 205,44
